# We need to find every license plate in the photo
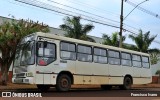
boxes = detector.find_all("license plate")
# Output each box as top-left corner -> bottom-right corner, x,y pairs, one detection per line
14,78 -> 23,83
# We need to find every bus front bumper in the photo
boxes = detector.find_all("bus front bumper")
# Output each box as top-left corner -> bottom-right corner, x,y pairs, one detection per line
12,77 -> 34,84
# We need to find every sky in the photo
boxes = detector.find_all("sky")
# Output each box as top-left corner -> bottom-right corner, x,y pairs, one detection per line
0,0 -> 160,49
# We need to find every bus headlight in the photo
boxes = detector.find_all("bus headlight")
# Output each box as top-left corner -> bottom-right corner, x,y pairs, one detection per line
26,72 -> 33,77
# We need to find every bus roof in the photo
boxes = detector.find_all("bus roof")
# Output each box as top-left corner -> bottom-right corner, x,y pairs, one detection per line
35,32 -> 150,56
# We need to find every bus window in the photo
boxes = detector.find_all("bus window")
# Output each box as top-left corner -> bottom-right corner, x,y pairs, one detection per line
142,56 -> 150,68
77,45 -> 92,62
17,41 -> 35,66
108,50 -> 120,65
60,42 -> 76,60
121,52 -> 132,66
94,47 -> 107,64
37,42 -> 56,66
132,54 -> 141,68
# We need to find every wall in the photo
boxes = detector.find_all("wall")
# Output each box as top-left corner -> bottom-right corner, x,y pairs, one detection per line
151,62 -> 160,76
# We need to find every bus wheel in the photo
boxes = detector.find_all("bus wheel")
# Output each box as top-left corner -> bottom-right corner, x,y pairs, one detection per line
37,85 -> 50,92
101,85 -> 112,90
120,77 -> 132,90
56,74 -> 71,92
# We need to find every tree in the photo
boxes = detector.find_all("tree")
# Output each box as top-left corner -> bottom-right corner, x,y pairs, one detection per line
156,70 -> 160,77
129,29 -> 157,53
60,16 -> 95,42
123,44 -> 138,51
102,32 -> 125,47
0,19 -> 49,85
149,49 -> 160,65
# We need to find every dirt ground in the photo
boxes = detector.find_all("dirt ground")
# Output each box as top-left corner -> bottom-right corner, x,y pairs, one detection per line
1,83 -> 160,90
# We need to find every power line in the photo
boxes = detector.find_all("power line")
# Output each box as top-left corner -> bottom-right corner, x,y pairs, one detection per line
125,0 -> 160,19
14,0 -> 160,45
14,0 -> 120,28
45,0 -> 147,34
6,0 -> 66,18
65,0 -> 153,34
65,0 -> 120,17
12,0 -> 151,35
47,0 -> 120,24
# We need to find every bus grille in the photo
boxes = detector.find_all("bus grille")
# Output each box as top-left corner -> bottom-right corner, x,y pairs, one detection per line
15,66 -> 27,73
16,73 -> 25,78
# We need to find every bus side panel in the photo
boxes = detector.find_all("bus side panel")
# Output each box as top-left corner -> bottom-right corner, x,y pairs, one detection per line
75,61 -> 93,84
91,76 -> 109,84
108,77 -> 123,84
122,66 -> 133,82
50,74 -> 57,84
91,63 -> 109,84
133,77 -> 152,84
44,74 -> 51,84
133,67 -> 142,78
83,76 -> 91,84
133,67 -> 151,84
141,68 -> 152,77
74,75 -> 83,84
35,74 -> 43,84
108,65 -> 123,84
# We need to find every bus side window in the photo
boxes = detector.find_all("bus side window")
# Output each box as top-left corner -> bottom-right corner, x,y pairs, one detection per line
37,42 -> 56,66
121,52 -> 132,66
60,42 -> 76,60
132,54 -> 141,67
38,42 -> 43,56
93,47 -> 107,64
142,56 -> 150,68
77,45 -> 92,62
108,50 -> 120,65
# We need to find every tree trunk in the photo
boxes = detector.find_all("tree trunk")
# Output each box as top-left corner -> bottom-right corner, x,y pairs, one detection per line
0,64 -> 9,85
1,71 -> 8,85
0,48 -> 15,86
158,74 -> 160,84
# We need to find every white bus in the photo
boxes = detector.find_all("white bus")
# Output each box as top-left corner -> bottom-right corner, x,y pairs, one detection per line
12,32 -> 152,92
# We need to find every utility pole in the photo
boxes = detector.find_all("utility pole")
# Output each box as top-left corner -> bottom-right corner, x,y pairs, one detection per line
119,0 -> 149,48
119,0 -> 124,48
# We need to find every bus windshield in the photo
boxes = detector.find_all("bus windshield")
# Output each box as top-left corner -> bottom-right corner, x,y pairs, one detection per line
14,41 -> 35,67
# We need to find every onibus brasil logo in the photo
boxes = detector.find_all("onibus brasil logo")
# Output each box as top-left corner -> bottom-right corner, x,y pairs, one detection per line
2,92 -> 42,97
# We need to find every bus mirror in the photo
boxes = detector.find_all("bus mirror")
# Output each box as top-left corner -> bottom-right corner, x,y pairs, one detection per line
44,41 -> 47,48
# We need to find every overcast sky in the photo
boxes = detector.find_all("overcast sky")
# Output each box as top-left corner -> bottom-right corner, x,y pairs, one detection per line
0,0 -> 160,49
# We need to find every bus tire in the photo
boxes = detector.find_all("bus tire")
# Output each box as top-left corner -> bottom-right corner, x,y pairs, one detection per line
120,77 -> 132,90
101,85 -> 112,90
37,85 -> 50,92
56,74 -> 71,92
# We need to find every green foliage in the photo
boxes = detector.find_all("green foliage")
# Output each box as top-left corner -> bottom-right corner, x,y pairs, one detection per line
156,70 -> 160,76
102,32 -> 125,47
123,44 -> 139,51
0,18 -> 49,85
0,19 -> 49,50
149,49 -> 160,65
129,29 -> 157,53
60,16 -> 95,42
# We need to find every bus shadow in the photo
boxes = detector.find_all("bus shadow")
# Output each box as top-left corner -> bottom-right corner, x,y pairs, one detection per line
10,86 -> 143,93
